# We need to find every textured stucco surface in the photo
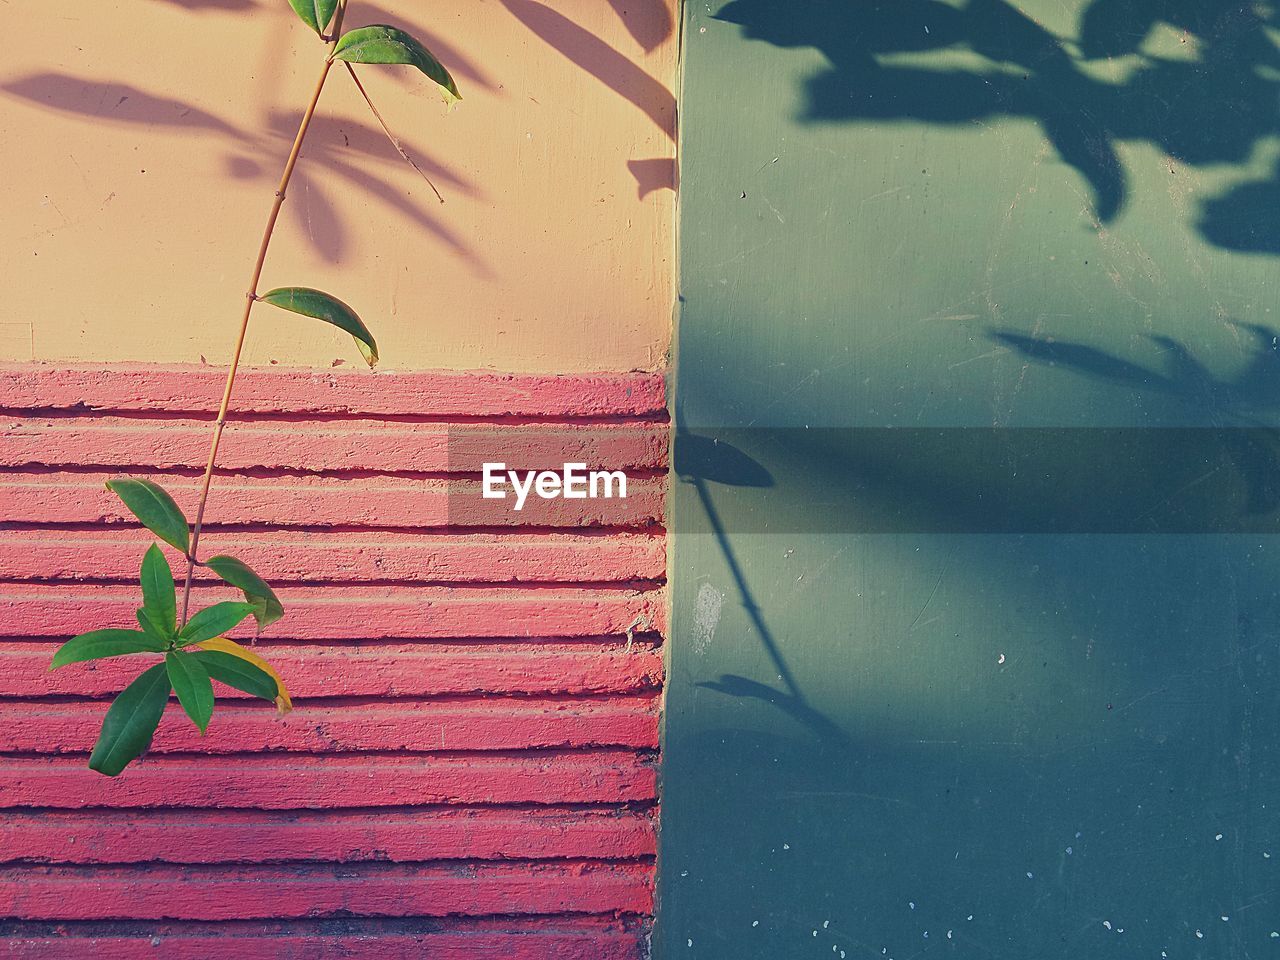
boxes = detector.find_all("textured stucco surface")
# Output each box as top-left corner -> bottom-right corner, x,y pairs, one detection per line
0,0 -> 676,371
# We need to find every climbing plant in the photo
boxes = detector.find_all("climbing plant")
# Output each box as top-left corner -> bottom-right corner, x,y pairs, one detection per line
48,0 -> 461,776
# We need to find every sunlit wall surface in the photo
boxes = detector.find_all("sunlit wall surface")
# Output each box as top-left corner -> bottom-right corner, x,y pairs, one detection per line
0,0 -> 675,371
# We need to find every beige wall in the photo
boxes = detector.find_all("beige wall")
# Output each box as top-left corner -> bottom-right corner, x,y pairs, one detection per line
0,0 -> 676,372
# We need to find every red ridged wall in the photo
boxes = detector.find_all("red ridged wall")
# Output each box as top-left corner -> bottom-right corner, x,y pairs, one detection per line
0,364 -> 666,958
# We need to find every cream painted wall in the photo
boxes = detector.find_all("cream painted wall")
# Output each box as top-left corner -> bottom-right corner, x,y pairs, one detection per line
0,0 -> 676,371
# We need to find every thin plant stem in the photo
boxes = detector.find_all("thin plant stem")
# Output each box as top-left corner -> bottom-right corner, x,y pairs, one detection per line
179,3 -> 348,625
344,62 -> 445,203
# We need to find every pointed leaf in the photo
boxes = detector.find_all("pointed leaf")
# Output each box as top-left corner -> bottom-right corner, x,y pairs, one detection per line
51,629 -> 166,669
196,638 -> 293,714
139,544 -> 177,638
178,601 -> 257,645
287,0 -> 338,35
193,650 -> 279,702
333,25 -> 461,103
105,478 -> 190,553
136,607 -> 169,643
166,651 -> 214,734
205,555 -> 284,631
259,287 -> 378,367
88,662 -> 170,777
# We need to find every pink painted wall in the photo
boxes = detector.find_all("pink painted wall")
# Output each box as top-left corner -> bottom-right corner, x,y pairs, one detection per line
0,364 -> 666,957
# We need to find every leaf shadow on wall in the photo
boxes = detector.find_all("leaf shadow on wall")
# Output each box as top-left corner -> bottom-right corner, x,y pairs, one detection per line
991,322 -> 1280,422
0,65 -> 484,271
499,0 -> 677,198
713,0 -> 1280,252
148,0 -> 261,10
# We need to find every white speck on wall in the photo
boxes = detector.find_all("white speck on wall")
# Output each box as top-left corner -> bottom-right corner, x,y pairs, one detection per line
1196,929 -> 1204,939
998,653 -> 1006,664
1066,846 -> 1073,854
1215,833 -> 1224,841
1103,921 -> 1112,930
823,920 -> 830,928
692,583 -> 726,654
752,921 -> 758,927
687,939 -> 693,947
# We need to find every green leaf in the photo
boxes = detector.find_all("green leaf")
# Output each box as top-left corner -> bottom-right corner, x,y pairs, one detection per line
88,662 -> 170,776
50,629 -> 166,669
105,478 -> 190,553
333,25 -> 461,103
196,638 -> 293,714
205,555 -> 285,631
136,608 -> 170,643
259,287 -> 378,368
193,650 -> 279,702
178,601 -> 258,645
166,651 -> 214,734
139,544 -> 177,638
287,0 -> 338,35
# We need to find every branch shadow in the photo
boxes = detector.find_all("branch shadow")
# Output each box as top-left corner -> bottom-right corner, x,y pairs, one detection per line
713,0 -> 1280,246
991,322 -> 1280,418
499,0 -> 677,197
676,425 -> 856,753
146,0 -> 261,10
499,0 -> 676,137
2,70 -> 484,270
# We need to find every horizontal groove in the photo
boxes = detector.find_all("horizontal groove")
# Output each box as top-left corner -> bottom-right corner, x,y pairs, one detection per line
0,528 -> 666,586
0,862 -> 654,922
0,696 -> 660,711
0,407 -> 668,426
0,464 -> 670,482
0,633 -> 666,648
0,584 -> 668,642
0,521 -> 668,536
0,914 -> 652,935
2,576 -> 666,591
1,857 -> 656,875
0,365 -> 666,417
0,746 -> 660,762
0,800 -> 658,816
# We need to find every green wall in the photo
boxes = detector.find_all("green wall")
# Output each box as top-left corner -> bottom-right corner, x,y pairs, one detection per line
661,1 -> 1280,956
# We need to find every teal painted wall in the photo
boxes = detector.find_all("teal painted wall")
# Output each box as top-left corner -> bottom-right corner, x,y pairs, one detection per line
661,2 -> 1280,957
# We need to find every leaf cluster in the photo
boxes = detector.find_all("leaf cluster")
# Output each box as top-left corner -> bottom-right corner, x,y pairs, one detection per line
51,480 -> 291,776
